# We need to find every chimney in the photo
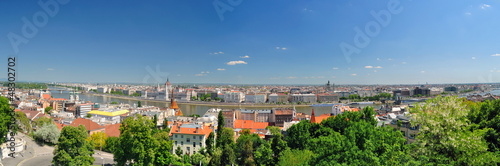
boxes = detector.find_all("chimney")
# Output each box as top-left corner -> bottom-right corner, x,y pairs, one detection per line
195,127 -> 200,133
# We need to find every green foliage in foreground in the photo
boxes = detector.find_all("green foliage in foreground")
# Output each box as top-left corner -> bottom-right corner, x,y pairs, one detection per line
53,125 -> 94,166
0,97 -> 13,143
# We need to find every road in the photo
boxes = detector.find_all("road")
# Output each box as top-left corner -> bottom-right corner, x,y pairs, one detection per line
1,133 -> 114,166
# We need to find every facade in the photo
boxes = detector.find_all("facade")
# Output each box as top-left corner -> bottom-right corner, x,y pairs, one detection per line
245,94 -> 266,103
316,93 -> 339,103
87,109 -> 129,124
170,123 -> 212,155
224,91 -> 245,103
290,94 -> 317,103
268,93 -> 288,103
76,103 -> 92,118
274,108 -> 294,127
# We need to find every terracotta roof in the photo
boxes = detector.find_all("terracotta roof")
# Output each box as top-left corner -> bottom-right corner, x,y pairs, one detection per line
15,109 -> 49,120
42,94 -> 51,99
275,109 -> 293,115
314,114 -> 332,123
53,122 -> 67,131
234,120 -> 269,129
104,123 -> 121,137
50,98 -> 67,101
310,109 -> 317,123
70,118 -> 104,131
170,124 -> 212,137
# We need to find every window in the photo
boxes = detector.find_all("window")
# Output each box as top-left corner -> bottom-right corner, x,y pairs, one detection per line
187,147 -> 190,154
193,142 -> 196,147
181,135 -> 183,138
193,135 -> 196,139
175,135 -> 178,138
175,141 -> 177,145
187,138 -> 190,143
181,141 -> 183,145
199,142 -> 202,147
200,136 -> 203,140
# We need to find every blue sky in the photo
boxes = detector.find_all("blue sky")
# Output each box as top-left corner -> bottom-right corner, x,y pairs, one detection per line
1,0 -> 500,85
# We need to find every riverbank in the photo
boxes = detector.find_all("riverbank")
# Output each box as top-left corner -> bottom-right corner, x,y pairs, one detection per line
88,93 -> 312,108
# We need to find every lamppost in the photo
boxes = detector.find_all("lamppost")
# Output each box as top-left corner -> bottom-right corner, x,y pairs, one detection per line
101,157 -> 104,166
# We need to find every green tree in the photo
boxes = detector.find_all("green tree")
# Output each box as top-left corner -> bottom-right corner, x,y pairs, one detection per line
468,99 -> 500,152
235,131 -> 263,166
190,153 -> 205,165
34,123 -> 60,144
205,132 -> 215,155
254,141 -> 273,166
103,136 -> 119,153
45,106 -> 53,114
110,101 -> 118,104
137,101 -> 142,107
175,146 -> 183,156
15,111 -> 32,134
114,114 -> 158,166
87,132 -> 107,150
411,96 -> 499,165
0,96 -> 14,142
277,149 -> 314,166
153,131 -> 175,165
53,125 -> 94,166
216,111 -> 225,147
33,116 -> 54,128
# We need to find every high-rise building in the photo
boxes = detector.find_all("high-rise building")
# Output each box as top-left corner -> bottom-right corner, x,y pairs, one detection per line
165,78 -> 172,101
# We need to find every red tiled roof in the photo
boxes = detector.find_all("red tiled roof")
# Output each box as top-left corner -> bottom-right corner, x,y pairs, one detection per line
42,94 -> 51,99
70,118 -> 104,131
275,109 -> 293,115
234,120 -> 269,129
15,109 -> 49,120
53,122 -> 67,131
314,114 -> 332,123
170,124 -> 212,137
104,123 -> 121,137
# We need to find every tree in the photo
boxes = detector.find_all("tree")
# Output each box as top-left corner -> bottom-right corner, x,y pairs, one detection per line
87,132 -> 107,150
216,111 -> 225,147
153,131 -> 175,165
103,137 -> 119,153
15,111 -> 32,133
137,101 -> 142,107
277,149 -> 314,166
33,116 -> 54,128
411,96 -> 499,165
45,106 -> 53,114
235,132 -> 262,166
468,99 -> 500,152
34,123 -> 60,144
254,141 -> 273,166
205,132 -> 215,155
114,114 -> 158,166
0,96 -> 13,142
190,153 -> 205,165
110,101 -> 118,104
271,134 -> 288,164
53,125 -> 94,166
175,146 -> 183,156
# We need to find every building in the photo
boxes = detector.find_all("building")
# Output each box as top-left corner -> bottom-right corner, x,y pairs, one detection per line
274,108 -> 294,127
224,91 -> 245,103
87,109 -> 129,124
290,94 -> 317,103
222,110 -> 236,128
239,109 -> 275,123
245,94 -> 266,103
76,103 -> 92,118
170,123 -> 213,155
316,93 -> 339,103
69,118 -> 105,135
413,87 -> 430,96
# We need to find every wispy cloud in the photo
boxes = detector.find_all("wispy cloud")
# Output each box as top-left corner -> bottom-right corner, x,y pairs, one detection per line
240,55 -> 250,58
332,67 -> 339,70
465,12 -> 472,16
226,60 -> 248,65
401,62 -> 407,64
47,68 -> 54,71
364,66 -> 373,69
351,73 -> 357,76
420,71 -> 426,73
195,74 -> 206,76
216,68 -> 226,71
201,71 -> 210,74
491,54 -> 500,56
209,51 -> 224,55
481,4 -> 491,10
472,57 -> 476,60
374,66 -> 383,69
287,76 -> 297,79
275,47 -> 287,50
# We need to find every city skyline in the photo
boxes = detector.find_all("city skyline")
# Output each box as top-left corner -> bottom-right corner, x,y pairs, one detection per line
1,0 -> 500,84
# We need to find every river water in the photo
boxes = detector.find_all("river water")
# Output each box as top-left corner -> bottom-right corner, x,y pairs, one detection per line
50,87 -> 500,116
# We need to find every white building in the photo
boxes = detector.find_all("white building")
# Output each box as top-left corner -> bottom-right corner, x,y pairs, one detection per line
224,91 -> 245,103
290,94 -> 317,103
170,123 -> 213,155
245,94 -> 266,103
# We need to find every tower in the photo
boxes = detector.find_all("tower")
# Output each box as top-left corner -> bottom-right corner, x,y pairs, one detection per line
310,109 -> 316,123
165,78 -> 171,101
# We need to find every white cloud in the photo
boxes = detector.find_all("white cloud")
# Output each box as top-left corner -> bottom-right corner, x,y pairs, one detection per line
281,47 -> 287,50
351,73 -> 357,76
374,66 -> 383,69
275,47 -> 280,50
226,61 -> 248,65
287,76 -> 297,79
210,51 -> 224,55
364,66 -> 373,69
472,57 -> 476,60
240,55 -> 250,58
491,54 -> 500,56
481,4 -> 491,10
47,68 -> 54,71
201,71 -> 210,74
195,74 -> 205,76
332,67 -> 339,70
465,12 -> 472,15
216,68 -> 226,71
376,58 -> 381,61
276,47 -> 287,50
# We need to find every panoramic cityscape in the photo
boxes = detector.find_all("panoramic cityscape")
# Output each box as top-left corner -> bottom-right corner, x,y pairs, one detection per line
1,0 -> 500,166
